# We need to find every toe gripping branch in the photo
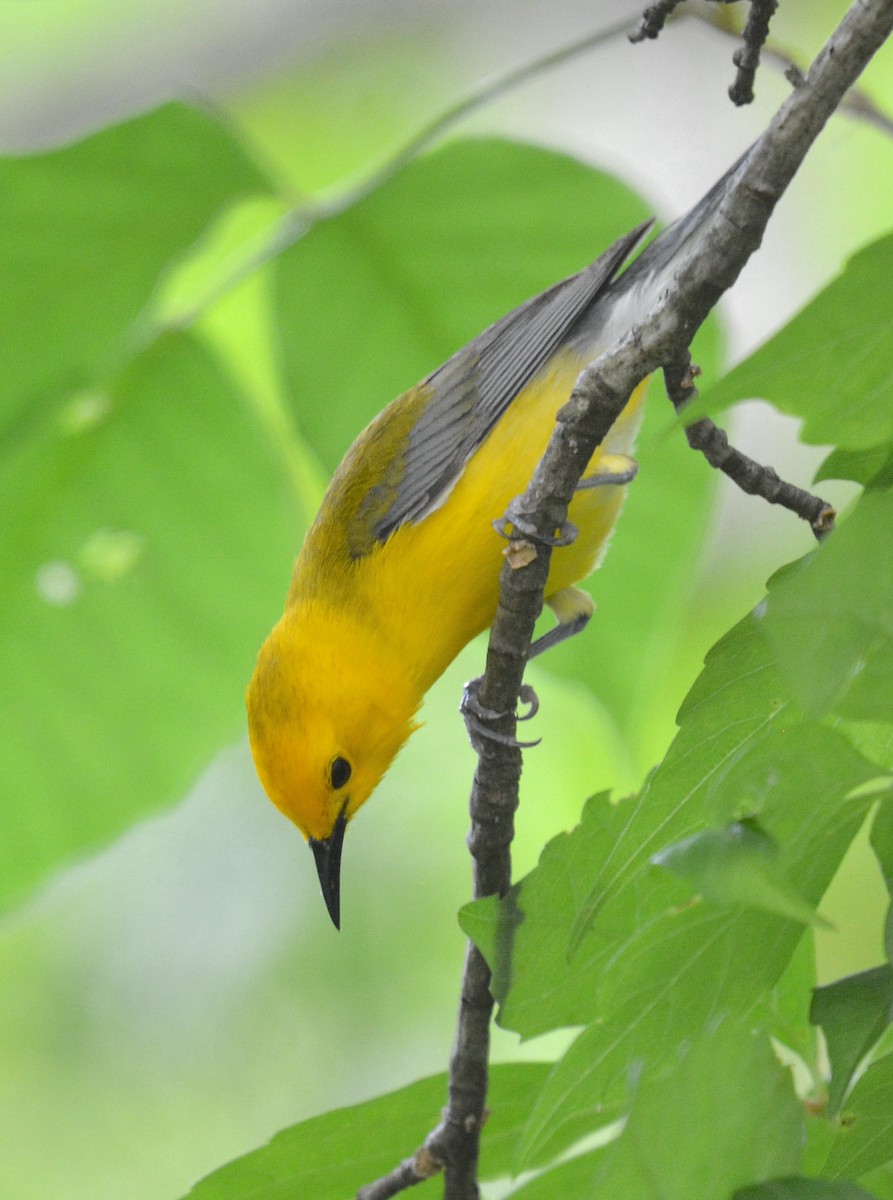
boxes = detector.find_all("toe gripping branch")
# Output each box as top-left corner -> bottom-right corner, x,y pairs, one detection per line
461,678 -> 541,752
492,502 -> 578,550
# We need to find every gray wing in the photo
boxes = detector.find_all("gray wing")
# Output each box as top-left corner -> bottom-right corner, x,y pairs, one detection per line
372,221 -> 652,542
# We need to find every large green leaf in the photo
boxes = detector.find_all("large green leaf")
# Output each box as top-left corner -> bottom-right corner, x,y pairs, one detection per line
697,233 -> 893,453
652,818 -> 826,927
735,1181 -> 880,1199
761,480 -> 893,721
462,616 -> 880,1041
509,1025 -> 802,1200
507,762 -> 871,1169
183,1061 -> 551,1199
274,137 -> 650,469
0,333 -> 296,912
594,1025 -> 802,1200
811,967 -> 893,1115
0,102 -> 267,435
824,1054 -> 893,1181
460,609 -> 884,1169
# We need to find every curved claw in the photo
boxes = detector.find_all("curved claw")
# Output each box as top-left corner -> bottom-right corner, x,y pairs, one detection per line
460,678 -> 503,723
465,715 -> 542,750
517,683 -> 540,721
461,678 -> 542,750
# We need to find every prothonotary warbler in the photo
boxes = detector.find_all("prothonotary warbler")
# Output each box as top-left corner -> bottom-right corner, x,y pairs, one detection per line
247,158 -> 736,927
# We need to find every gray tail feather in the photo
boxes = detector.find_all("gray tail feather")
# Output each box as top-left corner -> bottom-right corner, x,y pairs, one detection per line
624,144 -> 754,284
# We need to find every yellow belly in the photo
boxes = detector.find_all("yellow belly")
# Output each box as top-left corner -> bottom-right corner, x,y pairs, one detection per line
359,351 -> 646,689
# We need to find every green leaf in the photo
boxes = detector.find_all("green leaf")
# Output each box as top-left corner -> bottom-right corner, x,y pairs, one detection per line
462,616 -> 881,1044
183,1062 -> 552,1199
275,137 -> 651,473
859,1162 -> 893,1200
568,612 -> 797,955
824,1054 -> 893,1180
697,233 -> 893,453
870,805 -> 893,965
735,1180 -> 880,1199
0,333 -> 296,913
507,1028 -> 801,1199
870,802 -> 893,895
479,779 -> 873,1171
588,1024 -> 802,1200
0,102 -> 267,435
760,481 -> 893,721
811,967 -> 893,1115
805,1113 -> 843,1179
653,819 -> 827,926
502,1147 -> 610,1200
462,607 -> 883,1171
817,447 -> 893,488
761,928 -> 821,1080
840,723 -> 893,775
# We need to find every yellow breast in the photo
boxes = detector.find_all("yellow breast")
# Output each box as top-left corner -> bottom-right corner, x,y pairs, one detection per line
342,352 -> 646,691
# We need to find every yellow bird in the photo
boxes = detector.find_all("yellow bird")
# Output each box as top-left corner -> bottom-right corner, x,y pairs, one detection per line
247,168 -> 730,927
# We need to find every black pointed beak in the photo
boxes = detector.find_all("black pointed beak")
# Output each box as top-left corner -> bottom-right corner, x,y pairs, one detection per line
309,805 -> 348,929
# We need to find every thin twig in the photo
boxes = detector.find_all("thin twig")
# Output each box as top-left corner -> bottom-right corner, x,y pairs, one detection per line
357,1151 -> 440,1200
631,0 -> 780,102
662,352 -> 836,540
730,0 -> 779,105
629,0 -> 684,43
697,12 -> 893,136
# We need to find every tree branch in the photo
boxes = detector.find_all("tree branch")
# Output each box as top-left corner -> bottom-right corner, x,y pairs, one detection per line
729,0 -> 778,105
356,1 -> 893,1195
662,352 -> 836,539
631,0 -> 782,104
695,10 -> 893,137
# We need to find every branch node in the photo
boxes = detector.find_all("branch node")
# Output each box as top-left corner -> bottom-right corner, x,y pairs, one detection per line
629,0 -> 682,43
811,504 -> 837,541
729,0 -> 778,105
414,1147 -> 442,1178
464,1107 -> 490,1133
504,538 -> 538,569
355,1149 -> 441,1200
785,63 -> 807,88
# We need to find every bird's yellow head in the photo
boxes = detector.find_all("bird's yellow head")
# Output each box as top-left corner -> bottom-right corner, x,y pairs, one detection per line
246,607 -> 420,927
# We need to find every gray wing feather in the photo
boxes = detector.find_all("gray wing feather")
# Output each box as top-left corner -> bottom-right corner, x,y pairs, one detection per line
373,221 -> 652,541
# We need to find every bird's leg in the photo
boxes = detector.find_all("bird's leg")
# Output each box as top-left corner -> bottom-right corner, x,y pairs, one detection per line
528,585 -> 594,659
472,456 -> 631,745
575,452 -> 638,490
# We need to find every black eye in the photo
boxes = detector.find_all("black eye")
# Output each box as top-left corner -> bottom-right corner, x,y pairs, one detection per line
330,756 -> 352,790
